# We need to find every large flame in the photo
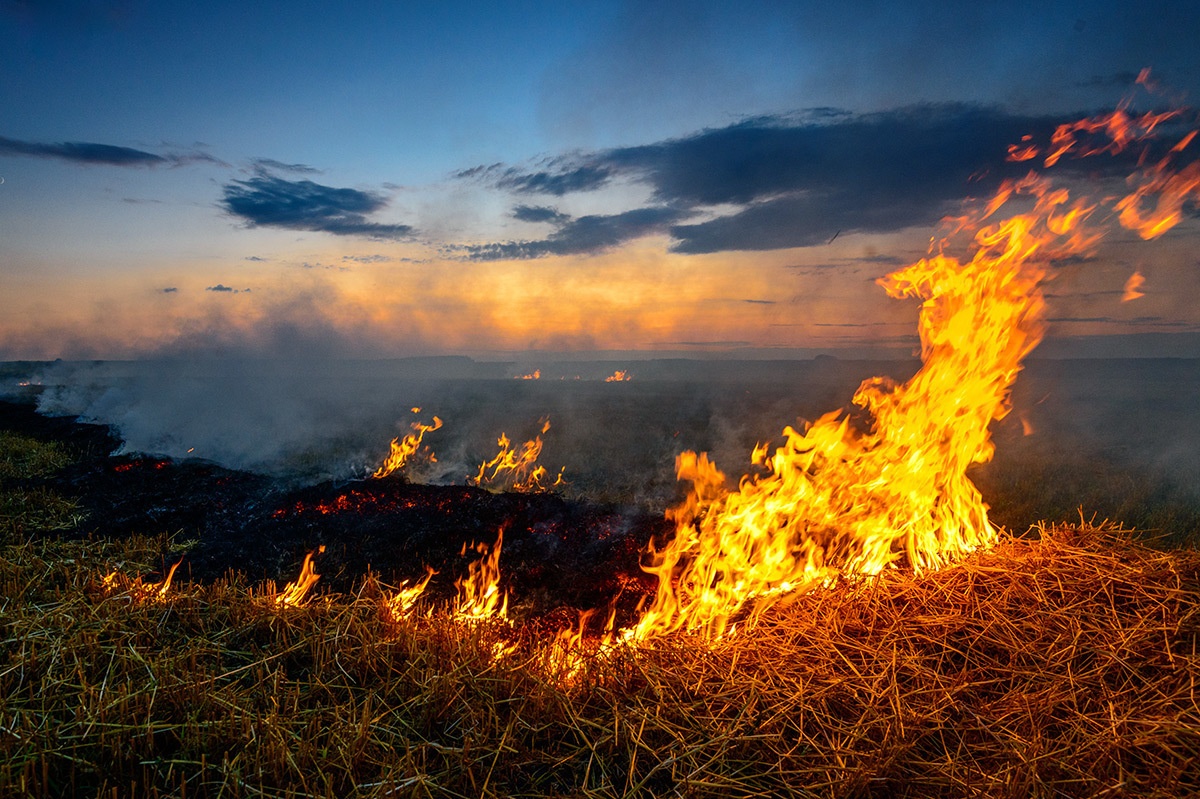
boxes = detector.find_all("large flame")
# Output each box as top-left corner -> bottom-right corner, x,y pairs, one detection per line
471,418 -> 565,493
634,96 -> 1200,642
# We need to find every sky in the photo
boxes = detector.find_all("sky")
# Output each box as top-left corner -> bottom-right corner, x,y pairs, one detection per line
2,0 -> 1200,360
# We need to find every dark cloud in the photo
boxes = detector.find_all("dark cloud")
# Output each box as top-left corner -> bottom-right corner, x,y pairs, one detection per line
466,206 -> 684,260
206,284 -> 249,293
742,299 -> 775,305
220,174 -> 413,240
512,204 -> 570,223
341,254 -> 391,264
0,135 -> 224,167
0,135 -> 164,166
466,104 -> 1143,255
160,287 -> 178,293
459,162 -> 612,195
251,158 -> 321,175
244,256 -> 268,262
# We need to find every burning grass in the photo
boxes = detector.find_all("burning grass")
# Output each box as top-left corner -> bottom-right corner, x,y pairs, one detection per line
2,523 -> 1198,797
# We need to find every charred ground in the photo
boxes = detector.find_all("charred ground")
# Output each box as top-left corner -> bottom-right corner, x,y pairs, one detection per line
0,397 -> 666,619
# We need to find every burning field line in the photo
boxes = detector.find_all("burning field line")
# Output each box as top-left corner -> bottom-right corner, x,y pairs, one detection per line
1,524 -> 1198,797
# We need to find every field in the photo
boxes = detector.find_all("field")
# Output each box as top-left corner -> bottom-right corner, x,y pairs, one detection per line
2,360 -> 1200,797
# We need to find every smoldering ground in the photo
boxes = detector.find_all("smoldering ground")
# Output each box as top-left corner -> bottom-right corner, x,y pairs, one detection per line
13,355 -> 1200,539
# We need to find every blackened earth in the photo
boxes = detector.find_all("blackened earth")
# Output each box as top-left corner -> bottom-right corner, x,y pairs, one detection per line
2,399 -> 668,620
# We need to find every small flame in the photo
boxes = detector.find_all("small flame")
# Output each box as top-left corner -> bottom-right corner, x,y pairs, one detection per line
471,418 -> 565,492
1122,271 -> 1146,302
381,567 -> 434,624
101,559 -> 183,604
274,546 -> 325,608
544,606 -> 617,684
604,370 -> 632,382
454,530 -> 508,620
373,415 -> 443,478
515,369 -> 541,380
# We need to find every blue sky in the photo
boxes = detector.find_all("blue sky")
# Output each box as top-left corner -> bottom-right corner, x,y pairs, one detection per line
2,0 -> 1199,359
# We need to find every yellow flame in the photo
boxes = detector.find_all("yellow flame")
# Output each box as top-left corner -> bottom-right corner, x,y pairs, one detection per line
381,567 -> 434,624
604,370 -> 632,382
544,606 -> 617,684
632,101 -> 1200,642
101,560 -> 183,604
1122,271 -> 1146,302
274,546 -> 325,608
471,418 -> 565,492
373,415 -> 443,478
454,529 -> 508,620
515,369 -> 541,380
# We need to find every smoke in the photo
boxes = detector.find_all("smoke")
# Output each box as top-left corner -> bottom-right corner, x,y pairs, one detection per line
18,356 -> 1200,530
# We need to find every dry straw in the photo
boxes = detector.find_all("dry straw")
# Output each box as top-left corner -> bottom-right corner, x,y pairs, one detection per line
1,522 -> 1198,797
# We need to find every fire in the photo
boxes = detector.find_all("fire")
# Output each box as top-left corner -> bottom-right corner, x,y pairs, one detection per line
633,92 -> 1200,642
102,559 -> 183,603
515,369 -> 541,380
273,546 -> 325,608
454,529 -> 508,620
471,418 -> 565,493
544,606 -> 617,684
373,412 -> 443,479
381,567 -> 434,624
1122,271 -> 1146,302
604,370 -> 632,382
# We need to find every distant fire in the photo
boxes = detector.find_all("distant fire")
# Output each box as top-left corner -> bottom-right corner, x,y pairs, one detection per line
1122,271 -> 1146,302
515,369 -> 541,380
471,418 -> 565,493
604,370 -> 632,382
373,410 -> 442,479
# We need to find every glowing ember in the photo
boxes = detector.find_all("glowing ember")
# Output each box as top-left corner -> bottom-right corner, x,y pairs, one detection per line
1122,271 -> 1146,302
471,418 -> 565,493
454,529 -> 508,620
381,567 -> 434,624
633,92 -> 1200,642
604,370 -> 632,382
373,412 -> 443,479
274,546 -> 325,608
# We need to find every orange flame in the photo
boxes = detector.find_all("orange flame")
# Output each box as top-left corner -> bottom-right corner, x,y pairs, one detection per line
102,559 -> 184,604
381,567 -> 434,624
471,418 -> 565,492
1122,271 -> 1146,302
454,529 -> 508,620
544,606 -> 617,683
604,370 -> 632,382
632,100 -> 1200,642
515,369 -> 541,380
274,546 -> 325,608
373,414 -> 443,478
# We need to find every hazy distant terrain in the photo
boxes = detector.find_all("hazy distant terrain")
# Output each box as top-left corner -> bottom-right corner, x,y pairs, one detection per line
5,356 -> 1199,540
